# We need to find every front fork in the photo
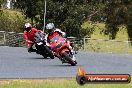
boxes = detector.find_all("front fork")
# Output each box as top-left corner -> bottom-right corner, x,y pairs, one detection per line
61,48 -> 76,62
68,46 -> 76,61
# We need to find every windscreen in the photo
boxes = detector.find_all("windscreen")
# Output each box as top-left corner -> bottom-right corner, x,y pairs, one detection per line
49,34 -> 60,43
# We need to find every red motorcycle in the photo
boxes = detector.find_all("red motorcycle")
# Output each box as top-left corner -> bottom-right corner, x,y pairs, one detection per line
48,32 -> 77,66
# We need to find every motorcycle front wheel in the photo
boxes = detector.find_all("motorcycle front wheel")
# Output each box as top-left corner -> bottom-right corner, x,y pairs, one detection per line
62,52 -> 77,66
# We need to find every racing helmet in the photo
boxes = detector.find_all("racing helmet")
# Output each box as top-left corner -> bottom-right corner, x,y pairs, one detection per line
46,23 -> 55,30
24,23 -> 32,32
46,23 -> 55,33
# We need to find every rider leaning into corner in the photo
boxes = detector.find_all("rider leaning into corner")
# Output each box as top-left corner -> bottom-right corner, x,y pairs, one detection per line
45,23 -> 76,61
23,23 -> 45,53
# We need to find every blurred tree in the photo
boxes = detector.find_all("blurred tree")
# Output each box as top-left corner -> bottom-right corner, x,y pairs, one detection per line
102,0 -> 132,41
14,0 -> 97,37
0,0 -> 6,8
14,0 -> 132,40
14,0 -> 39,24
0,10 -> 27,32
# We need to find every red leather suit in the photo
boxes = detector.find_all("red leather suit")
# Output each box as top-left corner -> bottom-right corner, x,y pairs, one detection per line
23,28 -> 44,46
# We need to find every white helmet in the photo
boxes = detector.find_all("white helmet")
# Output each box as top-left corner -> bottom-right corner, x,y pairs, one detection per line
25,23 -> 32,28
24,23 -> 32,32
46,23 -> 55,30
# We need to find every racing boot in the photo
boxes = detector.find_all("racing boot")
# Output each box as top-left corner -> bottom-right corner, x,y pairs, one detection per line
28,47 -> 36,53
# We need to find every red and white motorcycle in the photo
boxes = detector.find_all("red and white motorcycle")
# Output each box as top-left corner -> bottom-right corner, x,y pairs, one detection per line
48,32 -> 77,66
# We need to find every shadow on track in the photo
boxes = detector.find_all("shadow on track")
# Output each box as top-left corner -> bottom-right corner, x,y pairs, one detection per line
28,57 -> 51,60
52,64 -> 80,67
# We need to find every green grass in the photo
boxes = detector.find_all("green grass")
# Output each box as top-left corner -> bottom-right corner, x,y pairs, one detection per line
80,22 -> 132,54
0,79 -> 131,88
83,39 -> 132,54
82,22 -> 128,41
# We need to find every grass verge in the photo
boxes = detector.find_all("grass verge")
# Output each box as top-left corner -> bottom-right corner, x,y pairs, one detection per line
83,39 -> 132,54
0,78 -> 131,88
79,22 -> 132,54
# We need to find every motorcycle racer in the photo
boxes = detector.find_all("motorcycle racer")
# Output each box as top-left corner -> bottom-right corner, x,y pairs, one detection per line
46,23 -> 66,37
45,23 -> 76,61
23,23 -> 45,53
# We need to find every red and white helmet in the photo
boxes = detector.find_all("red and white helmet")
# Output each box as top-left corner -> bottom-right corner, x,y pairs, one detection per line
24,23 -> 32,32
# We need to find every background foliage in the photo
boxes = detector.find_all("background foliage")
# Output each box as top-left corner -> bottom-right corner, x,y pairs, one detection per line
0,0 -> 131,40
0,9 -> 28,32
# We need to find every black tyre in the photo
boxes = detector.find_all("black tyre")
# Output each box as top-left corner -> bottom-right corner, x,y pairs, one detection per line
76,75 -> 86,85
42,54 -> 48,58
45,46 -> 54,59
62,52 -> 77,66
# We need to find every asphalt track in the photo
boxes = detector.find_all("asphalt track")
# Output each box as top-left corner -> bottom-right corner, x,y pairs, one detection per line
0,46 -> 132,78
